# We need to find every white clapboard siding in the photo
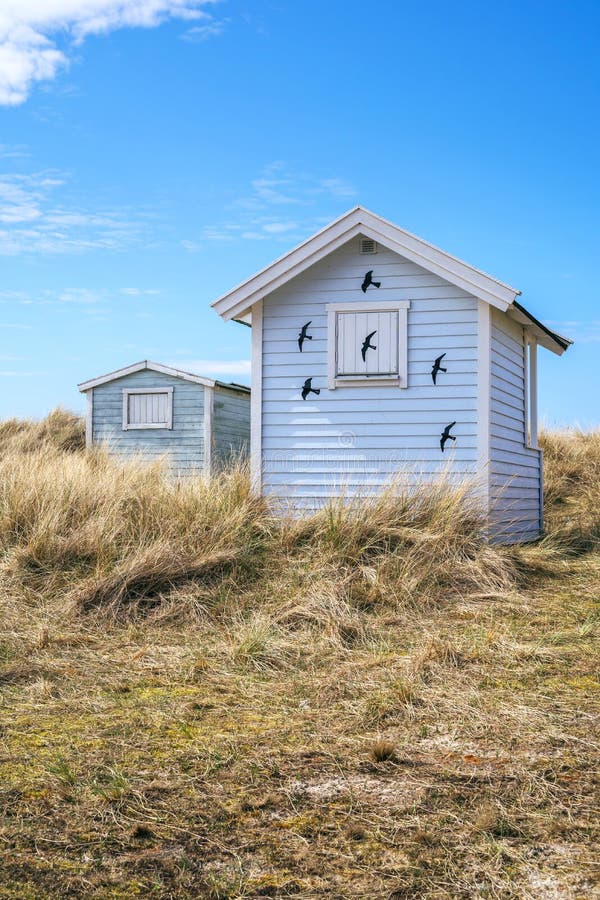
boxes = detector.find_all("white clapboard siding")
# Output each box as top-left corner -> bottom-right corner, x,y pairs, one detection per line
261,238 -> 479,508
489,308 -> 542,542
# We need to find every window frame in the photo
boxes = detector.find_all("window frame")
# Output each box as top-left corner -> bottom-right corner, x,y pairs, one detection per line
524,336 -> 538,449
326,300 -> 410,389
122,386 -> 174,430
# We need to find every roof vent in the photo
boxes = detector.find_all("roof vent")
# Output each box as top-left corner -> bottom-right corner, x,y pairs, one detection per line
359,237 -> 377,254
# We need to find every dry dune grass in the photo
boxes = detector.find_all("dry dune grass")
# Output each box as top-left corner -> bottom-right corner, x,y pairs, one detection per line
0,406 -> 85,454
0,412 -> 598,899
540,427 -> 600,550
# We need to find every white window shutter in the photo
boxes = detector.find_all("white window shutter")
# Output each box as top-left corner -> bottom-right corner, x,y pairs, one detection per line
327,300 -> 410,389
122,388 -> 173,429
337,310 -> 398,376
128,392 -> 169,425
337,312 -> 356,375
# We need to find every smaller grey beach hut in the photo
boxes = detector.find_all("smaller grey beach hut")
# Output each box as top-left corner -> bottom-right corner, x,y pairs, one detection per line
78,361 -> 250,476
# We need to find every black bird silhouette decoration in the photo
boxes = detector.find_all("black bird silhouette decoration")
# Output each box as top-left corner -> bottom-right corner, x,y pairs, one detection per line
298,321 -> 313,352
361,330 -> 377,362
361,270 -> 381,293
431,353 -> 447,385
440,422 -> 457,453
301,377 -> 320,401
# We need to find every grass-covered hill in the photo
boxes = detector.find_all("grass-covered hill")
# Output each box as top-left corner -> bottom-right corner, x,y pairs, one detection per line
0,410 -> 598,899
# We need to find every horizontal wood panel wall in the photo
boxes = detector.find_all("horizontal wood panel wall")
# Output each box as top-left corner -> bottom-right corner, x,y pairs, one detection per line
489,308 -> 542,542
261,237 -> 480,510
92,369 -> 206,474
212,386 -> 251,469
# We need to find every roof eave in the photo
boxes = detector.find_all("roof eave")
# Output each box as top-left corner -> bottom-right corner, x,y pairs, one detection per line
509,301 -> 573,356
78,360 -> 219,392
211,206 -> 520,322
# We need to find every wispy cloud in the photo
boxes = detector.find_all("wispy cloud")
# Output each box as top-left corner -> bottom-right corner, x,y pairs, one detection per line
0,287 -> 160,305
317,178 -> 357,199
546,320 -> 594,342
0,290 -> 33,303
0,144 -> 30,160
0,171 -> 151,255
239,162 -> 356,210
119,287 -> 161,296
0,1 -> 224,106
185,162 -> 356,248
172,358 -> 251,376
0,370 -> 47,377
262,221 -> 298,234
0,173 -> 58,223
181,12 -> 229,41
57,288 -> 103,304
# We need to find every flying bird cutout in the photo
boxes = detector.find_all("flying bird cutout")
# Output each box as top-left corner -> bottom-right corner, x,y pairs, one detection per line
361,330 -> 377,362
431,353 -> 447,385
361,270 -> 381,293
298,321 -> 313,352
440,422 -> 457,452
301,377 -> 320,401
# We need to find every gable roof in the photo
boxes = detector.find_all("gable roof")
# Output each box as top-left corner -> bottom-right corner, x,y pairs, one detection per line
78,360 -> 250,393
212,205 -> 571,356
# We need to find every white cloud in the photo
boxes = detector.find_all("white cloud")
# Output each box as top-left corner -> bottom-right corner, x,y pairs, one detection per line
119,287 -> 160,296
173,358 -> 251,376
0,144 -> 29,159
262,221 -> 298,234
251,175 -> 298,206
57,287 -> 101,303
0,289 -> 32,302
240,230 -> 267,241
317,177 -> 357,199
0,1 -> 222,105
0,171 -> 148,254
0,286 -> 161,304
545,319 -> 595,342
238,162 -> 356,213
186,163 -> 356,247
0,173 -> 55,223
182,14 -> 228,41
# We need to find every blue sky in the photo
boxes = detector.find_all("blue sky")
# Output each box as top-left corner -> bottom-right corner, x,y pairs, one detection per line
0,0 -> 598,425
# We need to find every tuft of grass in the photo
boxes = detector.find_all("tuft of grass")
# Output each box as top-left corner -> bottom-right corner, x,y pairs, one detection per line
228,614 -> 293,671
369,738 -> 397,763
0,407 -> 84,454
46,755 -> 78,787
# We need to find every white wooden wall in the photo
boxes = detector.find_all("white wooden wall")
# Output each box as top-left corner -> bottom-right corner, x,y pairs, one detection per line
260,238 -> 480,511
489,308 -> 542,542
